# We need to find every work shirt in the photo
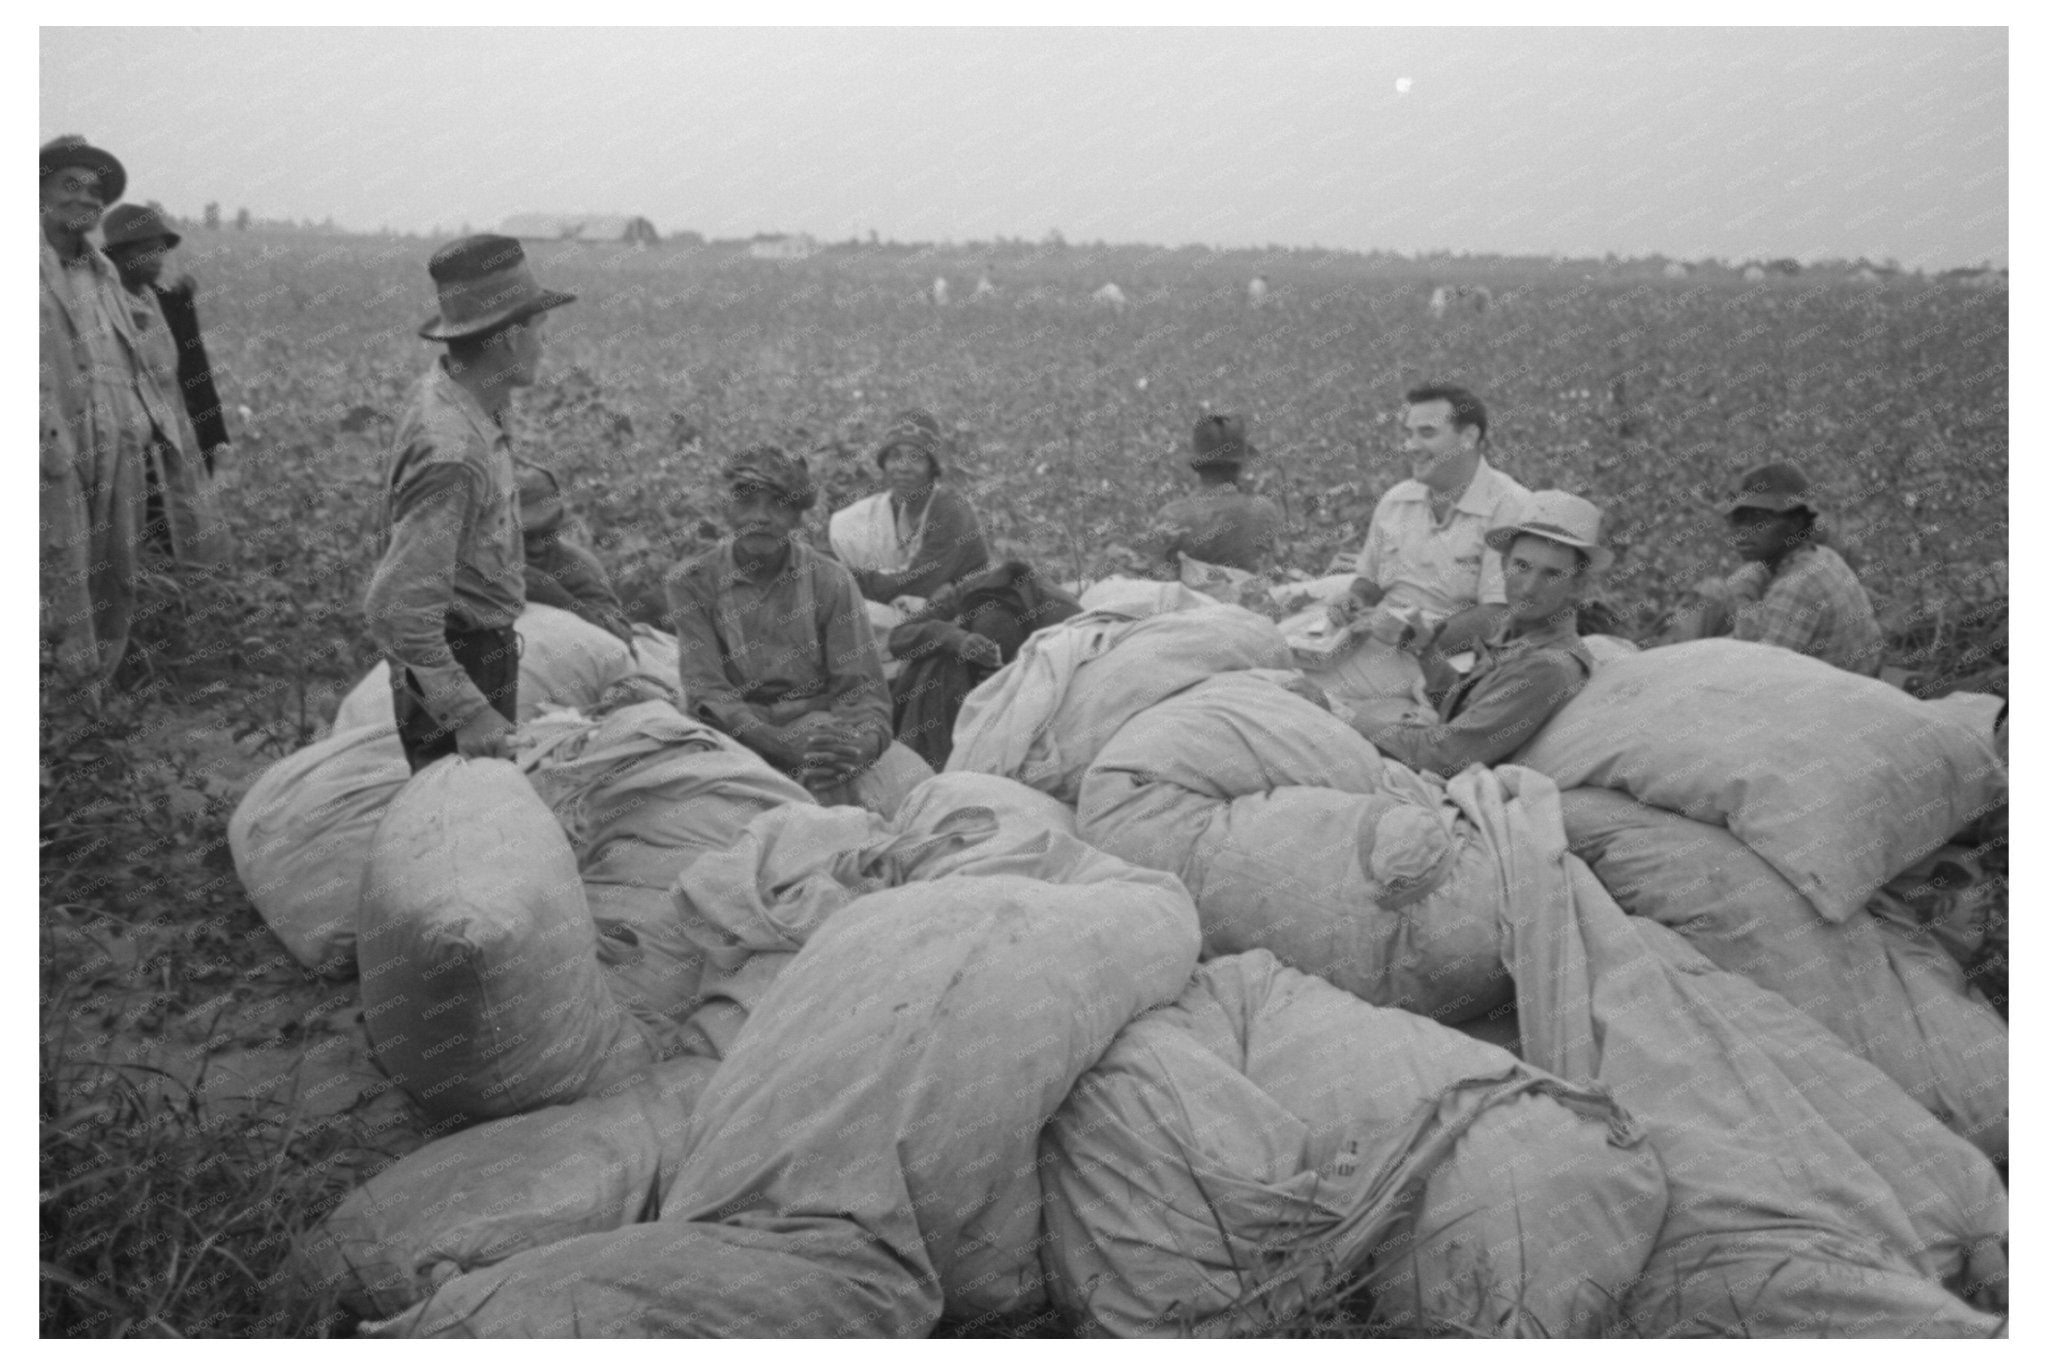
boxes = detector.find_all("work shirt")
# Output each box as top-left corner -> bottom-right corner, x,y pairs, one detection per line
1367,616 -> 1593,777
666,538 -> 893,765
1354,459 -> 1529,619
1143,485 -> 1286,573
1726,544 -> 1884,677
363,359 -> 525,732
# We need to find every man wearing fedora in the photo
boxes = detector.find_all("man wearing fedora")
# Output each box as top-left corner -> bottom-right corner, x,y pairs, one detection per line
1665,461 -> 1883,676
101,203 -> 232,478
1353,490 -> 1609,776
40,134 -> 226,697
1141,413 -> 1286,576
363,234 -> 576,771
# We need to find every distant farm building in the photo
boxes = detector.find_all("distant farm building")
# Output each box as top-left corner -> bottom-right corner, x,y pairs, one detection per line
1742,264 -> 1767,282
1663,261 -> 1691,279
749,233 -> 819,261
503,213 -> 659,246
1854,266 -> 1882,283
1093,282 -> 1128,311
1940,267 -> 2007,290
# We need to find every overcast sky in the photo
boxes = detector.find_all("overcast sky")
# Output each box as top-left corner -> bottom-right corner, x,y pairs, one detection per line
41,26 -> 2006,268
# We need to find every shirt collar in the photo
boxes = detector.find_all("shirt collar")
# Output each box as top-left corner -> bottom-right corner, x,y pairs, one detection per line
1384,457 -> 1508,514
428,356 -> 508,445
1455,458 -> 1514,516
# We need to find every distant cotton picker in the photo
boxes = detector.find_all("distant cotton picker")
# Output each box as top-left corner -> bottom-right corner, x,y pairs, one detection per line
1093,281 -> 1127,312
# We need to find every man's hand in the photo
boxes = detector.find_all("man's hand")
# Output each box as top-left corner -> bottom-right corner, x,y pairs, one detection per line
454,708 -> 518,760
795,718 -> 879,791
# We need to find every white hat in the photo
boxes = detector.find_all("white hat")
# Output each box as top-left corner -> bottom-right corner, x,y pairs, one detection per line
1484,490 -> 1613,574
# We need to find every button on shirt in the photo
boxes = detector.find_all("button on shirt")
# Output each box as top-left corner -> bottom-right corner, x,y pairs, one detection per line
1355,459 -> 1530,618
362,360 -> 525,731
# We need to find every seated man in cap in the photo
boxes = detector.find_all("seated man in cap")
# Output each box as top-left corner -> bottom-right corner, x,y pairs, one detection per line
364,234 -> 576,772
516,463 -> 635,645
668,446 -> 933,814
1664,461 -> 1883,676
1140,413 -> 1287,581
828,408 -> 990,612
1352,490 -> 1609,777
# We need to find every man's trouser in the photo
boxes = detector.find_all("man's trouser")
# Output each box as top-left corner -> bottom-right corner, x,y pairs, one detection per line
390,621 -> 520,773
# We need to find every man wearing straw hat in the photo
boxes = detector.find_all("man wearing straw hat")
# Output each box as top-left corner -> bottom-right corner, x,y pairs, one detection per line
1353,490 -> 1609,777
363,234 -> 576,772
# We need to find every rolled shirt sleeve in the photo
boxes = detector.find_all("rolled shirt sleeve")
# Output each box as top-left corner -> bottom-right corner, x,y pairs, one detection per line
1367,648 -> 1588,777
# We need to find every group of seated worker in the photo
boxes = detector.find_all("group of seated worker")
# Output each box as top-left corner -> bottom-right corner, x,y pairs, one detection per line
514,381 -> 1884,795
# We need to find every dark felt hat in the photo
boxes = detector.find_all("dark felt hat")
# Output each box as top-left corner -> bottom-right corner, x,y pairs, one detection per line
419,234 -> 576,341
1727,462 -> 1816,516
1191,413 -> 1259,469
101,203 -> 181,251
723,445 -> 818,511
40,135 -> 126,204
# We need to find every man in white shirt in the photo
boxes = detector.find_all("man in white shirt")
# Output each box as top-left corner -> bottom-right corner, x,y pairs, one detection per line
1310,384 -> 1527,712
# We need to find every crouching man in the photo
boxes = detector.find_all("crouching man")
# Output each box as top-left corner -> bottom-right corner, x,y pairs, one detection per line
667,446 -> 933,813
1352,490 -> 1609,777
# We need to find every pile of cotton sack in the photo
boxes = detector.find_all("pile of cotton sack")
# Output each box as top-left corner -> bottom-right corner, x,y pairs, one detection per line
241,592 -> 2007,1336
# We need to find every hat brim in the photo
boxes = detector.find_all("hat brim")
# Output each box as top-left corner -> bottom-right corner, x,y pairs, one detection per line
40,145 -> 127,204
105,228 -> 182,252
1191,441 -> 1257,469
1727,494 -> 1813,516
1485,524 -> 1613,575
418,288 -> 577,341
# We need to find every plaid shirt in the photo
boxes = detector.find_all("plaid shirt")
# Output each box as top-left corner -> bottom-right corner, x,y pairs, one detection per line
1727,544 -> 1883,676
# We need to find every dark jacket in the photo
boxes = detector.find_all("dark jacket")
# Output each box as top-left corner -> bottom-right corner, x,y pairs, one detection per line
152,280 -> 230,463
